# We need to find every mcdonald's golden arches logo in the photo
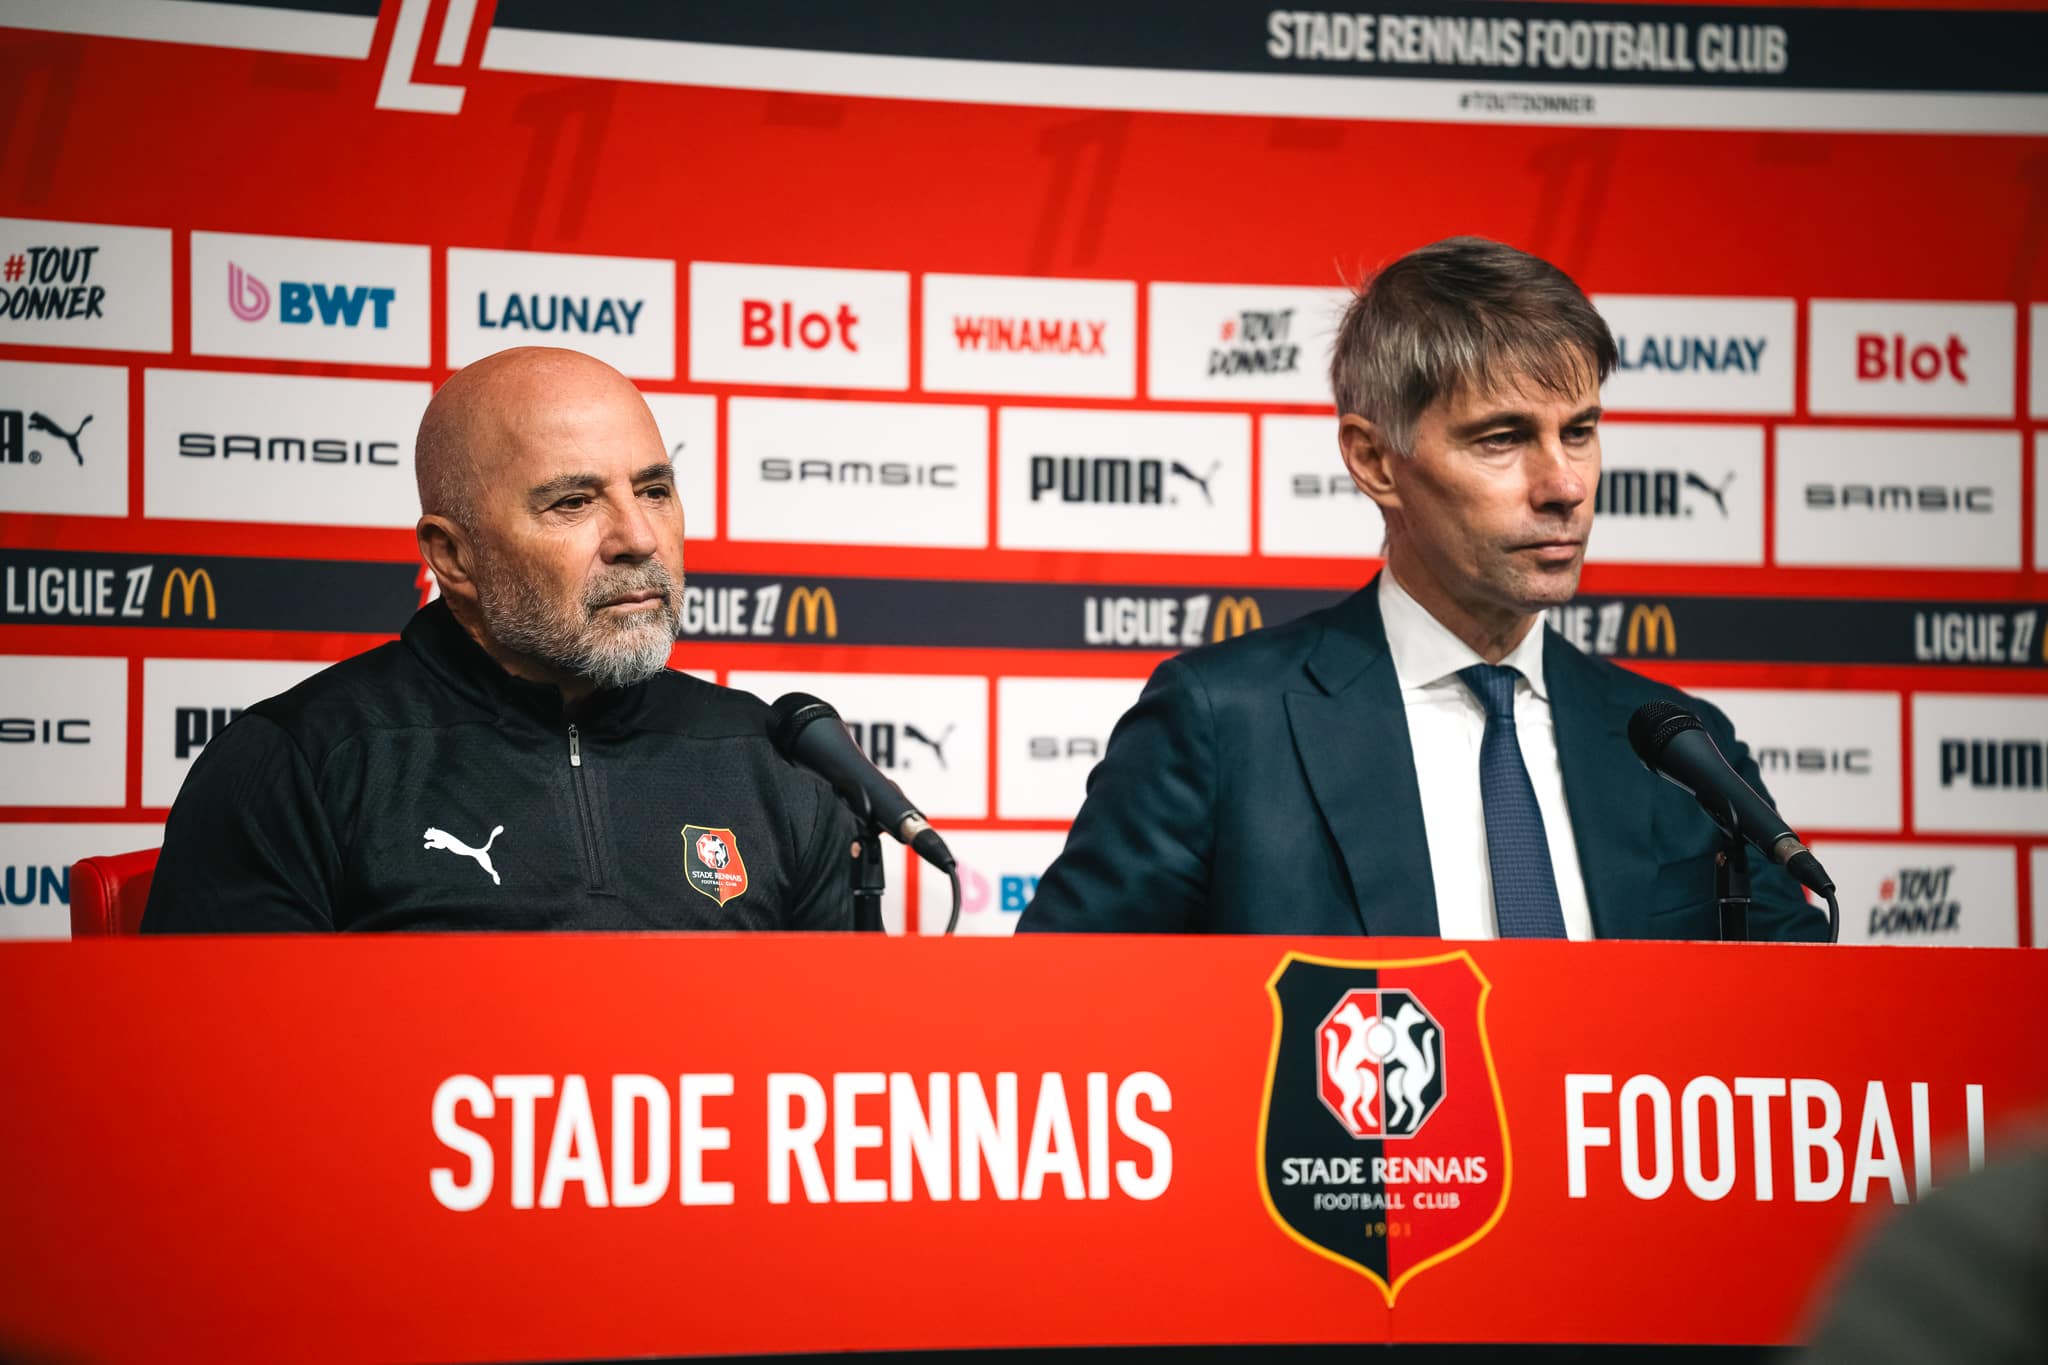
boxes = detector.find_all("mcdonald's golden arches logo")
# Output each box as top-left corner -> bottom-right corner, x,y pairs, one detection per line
1625,603 -> 1676,656
1212,595 -> 1264,641
784,585 -> 838,638
160,567 -> 217,621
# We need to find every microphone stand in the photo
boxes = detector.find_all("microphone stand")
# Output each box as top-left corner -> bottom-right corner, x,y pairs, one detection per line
1703,794 -> 1749,943
852,819 -> 886,932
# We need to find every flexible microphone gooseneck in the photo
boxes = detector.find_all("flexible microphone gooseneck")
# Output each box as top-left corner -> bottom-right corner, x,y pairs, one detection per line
1627,701 -> 1839,942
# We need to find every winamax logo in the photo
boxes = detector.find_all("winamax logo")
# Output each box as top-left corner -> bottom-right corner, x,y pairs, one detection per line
689,262 -> 909,390
0,218 -> 173,352
727,397 -> 988,549
448,248 -> 675,378
999,408 -> 1250,555
190,231 -> 429,365
923,274 -> 1135,398
0,360 -> 130,518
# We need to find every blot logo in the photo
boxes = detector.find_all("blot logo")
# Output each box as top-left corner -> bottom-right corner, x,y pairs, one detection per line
682,824 -> 748,906
1260,951 -> 1508,1304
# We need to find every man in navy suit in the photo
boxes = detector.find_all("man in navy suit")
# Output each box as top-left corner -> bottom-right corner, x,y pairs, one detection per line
1019,238 -> 1826,941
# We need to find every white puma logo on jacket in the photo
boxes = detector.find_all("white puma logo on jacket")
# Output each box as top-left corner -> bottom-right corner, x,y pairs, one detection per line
423,825 -> 505,885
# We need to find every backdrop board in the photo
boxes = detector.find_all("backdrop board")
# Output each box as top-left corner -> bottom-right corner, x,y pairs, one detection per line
0,0 -> 2044,944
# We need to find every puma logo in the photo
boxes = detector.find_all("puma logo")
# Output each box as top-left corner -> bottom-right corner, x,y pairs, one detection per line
1169,459 -> 1221,506
1683,470 -> 1734,518
423,824 -> 504,885
29,411 -> 90,465
904,723 -> 954,769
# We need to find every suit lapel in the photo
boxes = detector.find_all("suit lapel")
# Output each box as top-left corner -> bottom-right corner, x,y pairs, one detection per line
1285,580 -> 1441,937
1546,632 -> 1652,939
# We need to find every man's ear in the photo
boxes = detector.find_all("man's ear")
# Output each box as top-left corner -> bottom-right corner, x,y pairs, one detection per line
416,515 -> 479,605
1338,414 -> 1402,521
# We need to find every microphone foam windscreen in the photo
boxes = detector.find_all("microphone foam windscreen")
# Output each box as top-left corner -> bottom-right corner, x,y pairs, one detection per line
769,692 -> 839,758
1627,700 -> 1703,765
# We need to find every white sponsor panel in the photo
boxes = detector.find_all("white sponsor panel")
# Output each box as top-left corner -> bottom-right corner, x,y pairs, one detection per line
915,830 -> 1069,937
2033,305 -> 2048,419
998,407 -> 1250,554
1690,689 -> 1901,833
1148,282 -> 1346,404
448,247 -> 675,378
0,655 -> 127,808
2033,846 -> 2047,948
924,274 -> 1135,399
1774,427 -> 2020,570
1807,300 -> 2014,418
0,822 -> 165,940
1594,296 -> 1795,415
726,671 -> 987,819
1814,842 -> 2018,947
0,217 -> 171,353
144,369 -> 430,529
142,658 -> 328,808
688,262 -> 908,390
1259,413 -> 1381,558
996,676 -> 1145,820
0,360 -> 129,517
641,392 -> 718,541
190,230 -> 430,366
1587,423 -> 1764,565
727,398 -> 987,548
1913,693 -> 2048,835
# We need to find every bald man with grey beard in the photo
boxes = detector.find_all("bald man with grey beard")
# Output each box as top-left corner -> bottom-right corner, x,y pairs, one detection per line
144,347 -> 859,934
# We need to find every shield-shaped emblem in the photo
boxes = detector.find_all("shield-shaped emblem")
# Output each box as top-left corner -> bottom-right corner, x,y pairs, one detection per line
680,825 -> 748,906
1257,950 -> 1510,1303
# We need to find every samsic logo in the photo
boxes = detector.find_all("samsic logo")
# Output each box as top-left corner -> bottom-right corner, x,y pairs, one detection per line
0,716 -> 90,744
1758,746 -> 1871,775
1939,738 -> 2045,791
760,459 -> 956,488
1030,455 -> 1220,507
228,262 -> 395,330
178,432 -> 399,466
159,567 -> 216,621
1804,483 -> 1995,514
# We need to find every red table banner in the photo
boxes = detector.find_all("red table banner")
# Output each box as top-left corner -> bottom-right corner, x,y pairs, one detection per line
1,934 -> 2043,1363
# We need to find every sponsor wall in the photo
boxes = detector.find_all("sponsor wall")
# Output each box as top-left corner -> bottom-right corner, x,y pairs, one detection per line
0,3 -> 2043,942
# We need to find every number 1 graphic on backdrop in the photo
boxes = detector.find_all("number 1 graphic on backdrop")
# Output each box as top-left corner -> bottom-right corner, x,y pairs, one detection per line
1525,132 -> 1620,272
0,35 -> 83,207
1030,112 -> 1131,273
509,84 -> 618,248
2008,150 -> 2048,299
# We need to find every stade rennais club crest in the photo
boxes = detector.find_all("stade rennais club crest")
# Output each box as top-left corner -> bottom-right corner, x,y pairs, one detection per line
1258,951 -> 1510,1302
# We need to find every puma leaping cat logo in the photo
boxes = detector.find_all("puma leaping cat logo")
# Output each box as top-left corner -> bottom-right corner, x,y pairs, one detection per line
423,825 -> 504,885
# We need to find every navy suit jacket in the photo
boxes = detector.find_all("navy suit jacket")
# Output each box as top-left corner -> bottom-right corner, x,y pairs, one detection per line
1019,577 -> 1828,941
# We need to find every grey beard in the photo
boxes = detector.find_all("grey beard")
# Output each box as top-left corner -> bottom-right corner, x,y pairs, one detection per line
474,554 -> 683,692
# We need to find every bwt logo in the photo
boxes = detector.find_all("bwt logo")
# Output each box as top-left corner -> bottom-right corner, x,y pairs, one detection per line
957,863 -> 1038,917
228,263 -> 395,329
742,299 -> 859,351
175,706 -> 244,759
1856,332 -> 1967,385
1939,739 -> 2045,791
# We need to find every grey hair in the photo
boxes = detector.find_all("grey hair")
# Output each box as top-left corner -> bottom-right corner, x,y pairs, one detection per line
1329,236 -> 1616,455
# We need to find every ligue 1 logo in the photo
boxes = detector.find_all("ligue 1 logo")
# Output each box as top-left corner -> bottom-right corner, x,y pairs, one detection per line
1259,951 -> 1510,1303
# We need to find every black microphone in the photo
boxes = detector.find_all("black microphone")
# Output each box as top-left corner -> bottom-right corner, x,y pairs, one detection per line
770,693 -> 956,873
1627,701 -> 1835,897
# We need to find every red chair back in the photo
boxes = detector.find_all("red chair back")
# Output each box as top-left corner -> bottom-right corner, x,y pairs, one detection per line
70,849 -> 162,937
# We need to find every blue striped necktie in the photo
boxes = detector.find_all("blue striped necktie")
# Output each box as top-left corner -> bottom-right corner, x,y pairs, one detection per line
1456,663 -> 1568,939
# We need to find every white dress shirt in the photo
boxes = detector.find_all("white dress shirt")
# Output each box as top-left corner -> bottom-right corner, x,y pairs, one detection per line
1377,572 -> 1596,940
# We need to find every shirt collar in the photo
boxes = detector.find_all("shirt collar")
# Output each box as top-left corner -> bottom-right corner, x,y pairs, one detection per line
1377,570 -> 1550,701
